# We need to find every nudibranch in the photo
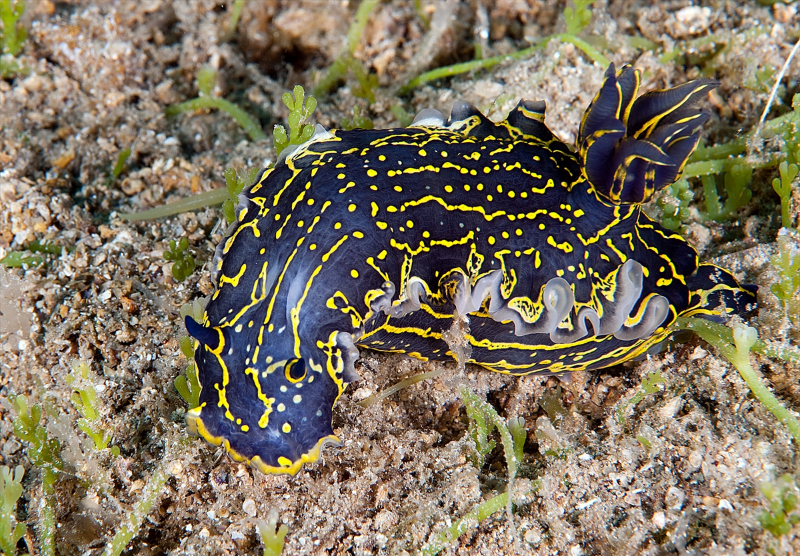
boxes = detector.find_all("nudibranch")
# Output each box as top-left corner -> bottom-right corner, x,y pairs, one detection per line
185,63 -> 757,475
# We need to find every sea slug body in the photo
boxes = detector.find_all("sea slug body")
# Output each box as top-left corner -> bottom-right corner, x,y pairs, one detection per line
185,63 -> 757,475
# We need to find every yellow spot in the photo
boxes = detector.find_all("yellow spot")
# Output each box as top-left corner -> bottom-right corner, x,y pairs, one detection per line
508,190 -> 515,198
487,195 -> 493,201
309,244 -> 317,250
422,231 -> 430,238
371,202 -> 379,217
488,236 -> 496,245
406,220 -> 414,228
568,265 -> 575,272
441,151 -> 448,157
419,149 -> 427,156
464,184 -> 471,191
477,183 -> 484,191
282,423 -> 292,433
556,269 -> 564,277
235,324 -> 243,333
337,173 -> 345,179
483,167 -> 491,174
376,221 -> 388,230
277,403 -> 286,412
353,231 -> 365,239
378,250 -> 387,260
394,185 -> 403,192
335,222 -> 342,229
351,269 -> 359,278
521,192 -> 528,198
515,229 -> 522,236
387,205 -> 398,212
444,185 -> 453,193
370,185 -> 378,190
574,209 -> 585,217
348,203 -> 357,212
293,394 -> 302,404
497,185 -> 503,193
539,223 -> 546,230
502,231 -> 509,239
297,220 -> 305,227
367,169 -> 378,177
379,155 -> 386,161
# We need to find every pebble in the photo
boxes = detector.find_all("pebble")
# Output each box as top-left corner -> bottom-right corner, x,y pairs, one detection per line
242,499 -> 257,517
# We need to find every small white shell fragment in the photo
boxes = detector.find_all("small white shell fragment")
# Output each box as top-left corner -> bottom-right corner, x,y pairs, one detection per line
575,497 -> 600,511
689,346 -> 708,360
665,486 -> 685,511
169,461 -> 184,476
242,498 -> 257,517
719,499 -> 734,511
659,396 -> 683,420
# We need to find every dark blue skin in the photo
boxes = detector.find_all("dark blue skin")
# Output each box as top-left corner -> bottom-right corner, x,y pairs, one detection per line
185,64 -> 756,475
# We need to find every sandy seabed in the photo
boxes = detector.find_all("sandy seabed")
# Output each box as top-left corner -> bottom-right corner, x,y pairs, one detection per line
1,1 -> 800,554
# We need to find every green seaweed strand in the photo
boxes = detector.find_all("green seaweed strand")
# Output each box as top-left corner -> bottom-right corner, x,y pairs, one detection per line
165,96 -> 266,142
399,33 -> 609,95
101,466 -> 170,556
357,367 -> 446,408
420,492 -> 508,556
165,66 -> 266,142
118,188 -> 230,221
676,317 -> 800,445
